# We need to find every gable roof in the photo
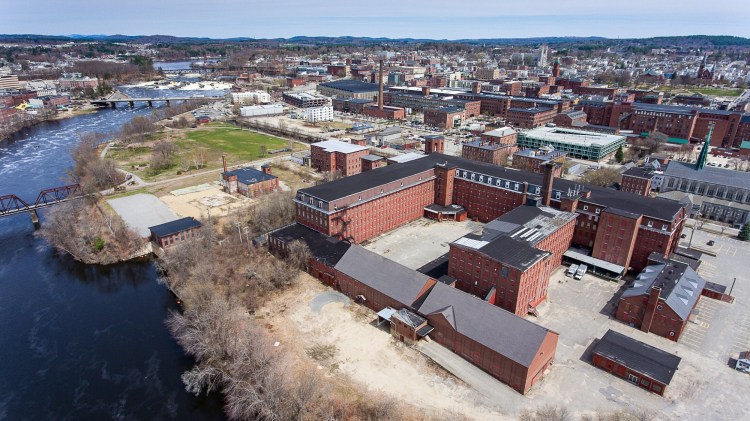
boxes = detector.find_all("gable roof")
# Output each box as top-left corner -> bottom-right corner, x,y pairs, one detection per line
416,282 -> 556,367
222,167 -> 277,185
149,217 -> 201,237
334,245 -> 434,308
594,329 -> 681,385
622,261 -> 706,320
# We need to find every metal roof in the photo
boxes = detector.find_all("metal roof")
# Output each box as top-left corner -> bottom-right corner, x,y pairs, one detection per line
416,282 -> 556,367
563,249 -> 625,275
664,161 -> 750,191
222,167 -> 277,185
594,329 -> 681,385
311,139 -> 369,153
621,261 -> 706,320
319,80 -> 380,93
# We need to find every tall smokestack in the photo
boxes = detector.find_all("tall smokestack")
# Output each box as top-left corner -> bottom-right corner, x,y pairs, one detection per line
540,161 -> 559,207
222,155 -> 227,173
378,59 -> 384,110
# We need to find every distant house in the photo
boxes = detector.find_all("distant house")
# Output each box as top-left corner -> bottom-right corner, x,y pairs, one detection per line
149,217 -> 202,250
221,165 -> 279,197
592,329 -> 681,396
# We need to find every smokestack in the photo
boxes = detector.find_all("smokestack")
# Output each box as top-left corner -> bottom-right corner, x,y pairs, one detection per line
222,155 -> 227,173
540,161 -> 558,207
378,59 -> 384,110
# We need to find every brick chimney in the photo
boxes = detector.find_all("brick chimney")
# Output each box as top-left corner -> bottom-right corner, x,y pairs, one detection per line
222,155 -> 228,173
471,82 -> 482,94
540,161 -> 559,206
261,164 -> 272,175
422,86 -> 431,96
641,286 -> 662,334
378,59 -> 384,110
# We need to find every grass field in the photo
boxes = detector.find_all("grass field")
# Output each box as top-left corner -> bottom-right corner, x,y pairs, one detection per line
185,123 -> 289,161
108,123 -> 300,182
689,87 -> 743,97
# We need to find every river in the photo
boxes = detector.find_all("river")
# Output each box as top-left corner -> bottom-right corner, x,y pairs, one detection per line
0,88 -> 227,419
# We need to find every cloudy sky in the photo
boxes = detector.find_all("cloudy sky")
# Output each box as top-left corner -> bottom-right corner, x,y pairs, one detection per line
2,1 -> 748,39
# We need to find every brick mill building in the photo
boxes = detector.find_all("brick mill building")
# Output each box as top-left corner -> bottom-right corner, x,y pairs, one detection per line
268,224 -> 559,395
310,140 -> 370,176
221,165 -> 279,197
512,148 -> 566,176
616,260 -> 706,341
149,217 -> 202,250
620,167 -> 654,196
592,329 -> 681,396
295,152 -> 686,273
448,205 -> 577,315
462,140 -> 511,165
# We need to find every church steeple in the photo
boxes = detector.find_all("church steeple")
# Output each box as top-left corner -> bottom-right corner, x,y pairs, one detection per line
695,122 -> 714,170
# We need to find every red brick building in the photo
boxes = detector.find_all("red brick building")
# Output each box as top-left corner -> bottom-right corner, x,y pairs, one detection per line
220,165 -> 279,197
512,148 -> 566,176
620,167 -> 654,196
592,330 -> 681,396
149,217 -> 202,250
424,106 -> 464,129
310,140 -> 370,176
361,154 -> 386,171
481,126 -> 518,147
448,205 -> 576,315
462,140 -> 512,165
268,225 -> 559,395
506,107 -> 558,129
295,153 -> 687,272
616,261 -> 706,341
553,109 -> 588,128
363,105 -> 406,120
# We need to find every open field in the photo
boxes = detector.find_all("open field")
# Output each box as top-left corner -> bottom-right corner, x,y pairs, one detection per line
107,123 -> 299,182
185,122 -> 291,161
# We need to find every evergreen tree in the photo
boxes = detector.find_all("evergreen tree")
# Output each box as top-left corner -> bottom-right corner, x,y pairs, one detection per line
615,146 -> 624,163
739,222 -> 750,242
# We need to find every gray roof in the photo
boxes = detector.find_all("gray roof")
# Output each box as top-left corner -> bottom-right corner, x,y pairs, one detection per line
222,167 -> 277,185
416,283 -> 555,367
664,161 -> 750,191
622,262 -> 706,320
453,234 -> 549,271
594,329 -> 681,385
658,190 -> 750,212
334,245 -> 433,308
319,79 -> 380,93
482,205 -> 577,247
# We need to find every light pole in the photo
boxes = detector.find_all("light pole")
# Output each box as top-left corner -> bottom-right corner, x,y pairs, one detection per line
688,213 -> 703,249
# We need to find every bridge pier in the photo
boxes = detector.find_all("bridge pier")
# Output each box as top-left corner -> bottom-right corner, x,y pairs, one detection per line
109,101 -> 116,108
147,100 -> 153,107
128,101 -> 135,107
30,210 -> 40,229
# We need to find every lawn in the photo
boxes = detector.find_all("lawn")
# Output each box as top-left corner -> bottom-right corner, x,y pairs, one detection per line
690,87 -> 743,97
185,123 -> 289,161
107,123 -> 301,182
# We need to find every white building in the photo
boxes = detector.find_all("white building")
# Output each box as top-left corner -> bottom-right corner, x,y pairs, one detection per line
21,80 -> 58,96
227,91 -> 271,105
240,104 -> 284,117
299,105 -> 333,123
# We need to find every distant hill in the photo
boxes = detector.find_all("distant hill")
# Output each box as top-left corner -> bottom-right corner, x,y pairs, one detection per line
0,34 -> 748,48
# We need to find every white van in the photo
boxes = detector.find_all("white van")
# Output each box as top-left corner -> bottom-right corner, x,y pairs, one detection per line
574,264 -> 588,280
566,264 -> 579,277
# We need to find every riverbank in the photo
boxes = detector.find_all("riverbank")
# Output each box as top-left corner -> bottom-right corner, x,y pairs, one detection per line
0,105 -> 99,142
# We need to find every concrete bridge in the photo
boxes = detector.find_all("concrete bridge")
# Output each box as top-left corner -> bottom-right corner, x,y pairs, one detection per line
91,96 -> 223,108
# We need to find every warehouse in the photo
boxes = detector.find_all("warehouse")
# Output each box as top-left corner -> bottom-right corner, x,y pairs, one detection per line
592,329 -> 681,396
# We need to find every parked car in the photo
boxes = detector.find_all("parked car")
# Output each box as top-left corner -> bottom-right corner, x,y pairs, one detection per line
566,264 -> 579,277
707,240 -> 715,246
574,264 -> 588,280
681,233 -> 686,238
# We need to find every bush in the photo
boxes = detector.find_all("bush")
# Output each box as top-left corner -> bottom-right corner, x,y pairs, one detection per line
92,237 -> 105,252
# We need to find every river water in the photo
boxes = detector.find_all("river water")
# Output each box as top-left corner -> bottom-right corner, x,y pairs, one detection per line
0,87 -> 227,419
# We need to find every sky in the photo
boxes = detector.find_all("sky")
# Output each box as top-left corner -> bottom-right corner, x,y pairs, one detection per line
2,1 -> 749,40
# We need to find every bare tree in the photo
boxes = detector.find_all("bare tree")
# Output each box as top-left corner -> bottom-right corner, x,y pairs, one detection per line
580,167 -> 621,187
150,140 -> 178,171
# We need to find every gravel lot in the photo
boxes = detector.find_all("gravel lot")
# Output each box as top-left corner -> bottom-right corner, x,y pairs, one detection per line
107,193 -> 177,236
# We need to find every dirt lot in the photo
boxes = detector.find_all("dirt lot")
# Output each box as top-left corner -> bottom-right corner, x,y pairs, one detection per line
257,274 -> 509,420
158,184 -> 249,219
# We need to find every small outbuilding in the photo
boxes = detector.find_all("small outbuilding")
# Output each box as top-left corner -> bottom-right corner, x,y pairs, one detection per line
592,329 -> 681,396
221,166 -> 279,197
149,217 -> 202,250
